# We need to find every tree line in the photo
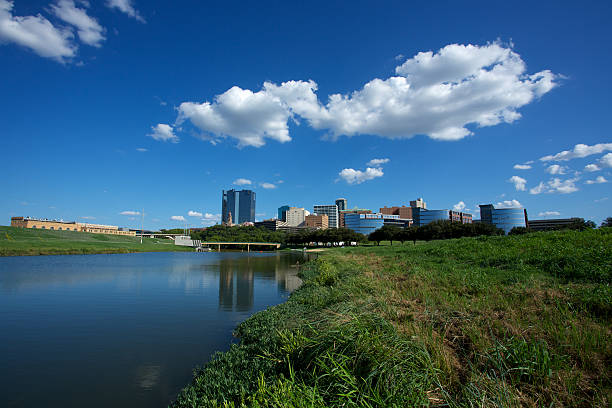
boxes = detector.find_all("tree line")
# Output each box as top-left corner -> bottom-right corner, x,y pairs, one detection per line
367,221 -> 504,245
183,216 -> 611,247
189,225 -> 286,243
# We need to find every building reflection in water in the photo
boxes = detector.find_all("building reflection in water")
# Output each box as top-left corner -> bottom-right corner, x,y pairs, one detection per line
217,253 -> 305,312
218,256 -> 253,311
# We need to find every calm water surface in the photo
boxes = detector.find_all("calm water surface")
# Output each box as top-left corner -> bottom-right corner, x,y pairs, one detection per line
0,251 -> 304,408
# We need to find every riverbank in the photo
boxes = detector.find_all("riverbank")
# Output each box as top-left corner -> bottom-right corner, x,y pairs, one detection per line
172,228 -> 611,407
0,226 -> 193,256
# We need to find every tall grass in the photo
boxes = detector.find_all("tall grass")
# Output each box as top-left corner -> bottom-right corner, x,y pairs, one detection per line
172,228 -> 611,407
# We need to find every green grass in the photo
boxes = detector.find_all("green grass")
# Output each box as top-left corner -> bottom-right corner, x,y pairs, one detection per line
172,228 -> 611,407
0,226 -> 193,256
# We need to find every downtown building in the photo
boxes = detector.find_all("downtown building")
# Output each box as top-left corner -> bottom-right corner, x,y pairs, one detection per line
285,207 -> 310,227
344,213 -> 412,235
339,208 -> 372,227
479,204 -> 527,234
222,189 -> 256,224
304,214 -> 329,229
313,204 -> 339,229
380,198 -> 472,227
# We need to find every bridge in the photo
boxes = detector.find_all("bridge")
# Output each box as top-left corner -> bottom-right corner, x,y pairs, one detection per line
172,236 -> 281,251
200,242 -> 281,251
136,233 -> 184,239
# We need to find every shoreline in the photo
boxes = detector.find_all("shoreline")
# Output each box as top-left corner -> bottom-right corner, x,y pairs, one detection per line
0,247 -> 194,257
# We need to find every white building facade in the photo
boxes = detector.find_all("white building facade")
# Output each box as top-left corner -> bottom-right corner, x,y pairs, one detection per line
285,207 -> 310,227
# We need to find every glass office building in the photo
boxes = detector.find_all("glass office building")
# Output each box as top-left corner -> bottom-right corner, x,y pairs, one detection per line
412,208 -> 450,226
314,205 -> 339,228
479,204 -> 527,234
344,213 -> 384,235
344,213 -> 411,235
277,205 -> 290,221
335,198 -> 347,212
222,189 -> 256,224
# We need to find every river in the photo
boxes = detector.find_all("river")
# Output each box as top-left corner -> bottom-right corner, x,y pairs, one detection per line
0,251 -> 305,408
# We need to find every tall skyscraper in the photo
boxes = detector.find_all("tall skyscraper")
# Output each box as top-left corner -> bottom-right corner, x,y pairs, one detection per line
314,204 -> 339,228
335,198 -> 347,212
222,189 -> 256,224
278,205 -> 290,221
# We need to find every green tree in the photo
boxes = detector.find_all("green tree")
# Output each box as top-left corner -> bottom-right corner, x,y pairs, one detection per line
601,217 -> 612,228
378,225 -> 401,245
368,229 -> 386,246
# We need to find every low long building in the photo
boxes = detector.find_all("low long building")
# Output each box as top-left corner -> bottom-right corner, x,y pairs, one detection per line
527,218 -> 579,231
10,217 -> 136,236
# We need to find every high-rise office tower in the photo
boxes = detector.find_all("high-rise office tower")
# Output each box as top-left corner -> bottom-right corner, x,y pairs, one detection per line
335,198 -> 347,212
314,204 -> 339,228
278,205 -> 290,221
222,189 -> 256,224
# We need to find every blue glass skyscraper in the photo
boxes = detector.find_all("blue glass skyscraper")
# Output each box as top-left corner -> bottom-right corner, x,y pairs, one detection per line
222,189 -> 256,224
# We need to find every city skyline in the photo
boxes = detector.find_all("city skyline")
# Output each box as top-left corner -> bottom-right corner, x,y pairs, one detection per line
1,1 -> 611,229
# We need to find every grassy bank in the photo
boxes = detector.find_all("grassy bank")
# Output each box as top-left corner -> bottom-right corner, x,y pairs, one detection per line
0,226 -> 193,256
172,228 -> 611,407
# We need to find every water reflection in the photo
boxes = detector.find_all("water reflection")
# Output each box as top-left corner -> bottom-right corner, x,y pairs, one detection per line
0,251 -> 305,408
136,364 -> 161,390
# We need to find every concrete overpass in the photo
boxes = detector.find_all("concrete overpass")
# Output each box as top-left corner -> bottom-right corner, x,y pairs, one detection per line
172,235 -> 281,251
200,242 -> 281,252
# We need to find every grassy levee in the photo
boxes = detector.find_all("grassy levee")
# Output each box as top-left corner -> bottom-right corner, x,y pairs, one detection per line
172,228 -> 611,407
0,226 -> 192,256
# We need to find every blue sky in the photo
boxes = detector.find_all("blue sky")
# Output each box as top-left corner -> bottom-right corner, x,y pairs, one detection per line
1,0 -> 611,229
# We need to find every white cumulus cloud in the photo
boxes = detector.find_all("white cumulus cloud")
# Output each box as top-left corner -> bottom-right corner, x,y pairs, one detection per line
508,175 -> 527,191
339,167 -> 384,185
148,123 -> 178,142
530,178 -> 579,194
513,163 -> 531,170
50,0 -> 105,47
600,153 -> 612,168
496,199 -> 522,208
0,0 -> 76,62
188,210 -> 202,217
260,182 -> 276,189
366,158 -> 390,167
538,211 -> 560,217
106,0 -> 145,23
176,82 -> 309,148
585,176 -> 608,185
136,147 -> 147,152
453,201 -> 466,211
120,210 -> 140,216
540,143 -> 612,161
168,42 -> 557,147
233,178 -> 252,186
170,215 -> 185,221
584,164 -> 600,172
546,164 -> 566,175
